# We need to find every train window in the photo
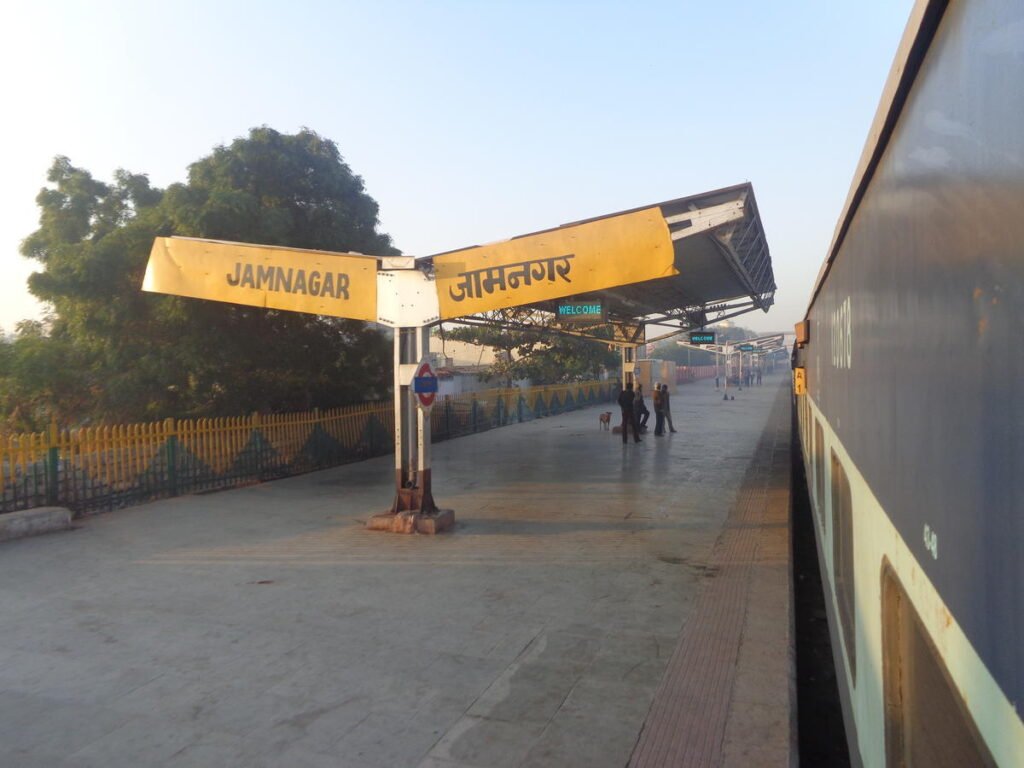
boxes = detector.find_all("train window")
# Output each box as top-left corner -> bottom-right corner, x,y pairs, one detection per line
831,450 -> 855,681
882,566 -> 996,767
814,420 -> 825,523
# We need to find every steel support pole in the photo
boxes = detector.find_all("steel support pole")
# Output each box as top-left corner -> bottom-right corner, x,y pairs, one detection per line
370,324 -> 453,533
414,325 -> 436,514
388,326 -> 437,515
392,328 -> 405,498
723,345 -> 731,400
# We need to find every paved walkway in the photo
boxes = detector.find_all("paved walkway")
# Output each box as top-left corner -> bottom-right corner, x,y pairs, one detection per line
0,374 -> 793,767
629,379 -> 794,767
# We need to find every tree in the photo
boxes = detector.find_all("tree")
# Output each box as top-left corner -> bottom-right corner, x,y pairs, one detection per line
12,127 -> 395,428
0,321 -> 94,432
650,337 -> 722,365
441,321 -> 618,386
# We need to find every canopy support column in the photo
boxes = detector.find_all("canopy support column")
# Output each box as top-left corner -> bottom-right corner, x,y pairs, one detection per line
367,325 -> 454,534
622,345 -> 637,389
723,344 -> 732,400
619,321 -> 644,390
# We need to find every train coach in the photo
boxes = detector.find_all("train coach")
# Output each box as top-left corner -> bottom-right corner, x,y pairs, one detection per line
792,0 -> 1023,765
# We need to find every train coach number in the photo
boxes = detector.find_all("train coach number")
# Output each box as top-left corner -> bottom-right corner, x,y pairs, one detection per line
832,296 -> 852,369
923,524 -> 939,560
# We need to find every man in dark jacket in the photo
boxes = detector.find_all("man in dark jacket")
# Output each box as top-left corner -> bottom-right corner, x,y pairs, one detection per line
617,383 -> 642,444
635,384 -> 651,432
652,383 -> 665,436
661,384 -> 678,433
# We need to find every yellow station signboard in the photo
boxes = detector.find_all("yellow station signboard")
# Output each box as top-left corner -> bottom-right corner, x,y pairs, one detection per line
142,237 -> 378,321
432,208 -> 677,320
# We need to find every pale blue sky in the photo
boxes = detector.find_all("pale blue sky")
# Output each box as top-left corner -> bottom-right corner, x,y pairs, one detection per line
0,0 -> 915,335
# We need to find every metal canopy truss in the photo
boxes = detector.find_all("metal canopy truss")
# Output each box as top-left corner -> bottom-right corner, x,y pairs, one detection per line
449,308 -> 644,347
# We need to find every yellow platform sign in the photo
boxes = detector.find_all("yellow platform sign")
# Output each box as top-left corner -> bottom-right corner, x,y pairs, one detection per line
433,208 -> 677,320
793,367 -> 807,395
143,237 -> 378,321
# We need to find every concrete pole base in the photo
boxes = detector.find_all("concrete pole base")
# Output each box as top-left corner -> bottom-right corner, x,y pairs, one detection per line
366,509 -> 455,535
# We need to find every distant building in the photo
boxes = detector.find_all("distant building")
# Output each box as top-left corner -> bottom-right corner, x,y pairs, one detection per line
427,338 -> 529,397
428,338 -> 504,367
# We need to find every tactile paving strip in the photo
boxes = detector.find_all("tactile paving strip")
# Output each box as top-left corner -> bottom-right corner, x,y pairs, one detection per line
629,386 -> 793,767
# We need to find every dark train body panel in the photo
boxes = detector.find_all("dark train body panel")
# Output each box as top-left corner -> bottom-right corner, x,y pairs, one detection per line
795,0 -> 1024,764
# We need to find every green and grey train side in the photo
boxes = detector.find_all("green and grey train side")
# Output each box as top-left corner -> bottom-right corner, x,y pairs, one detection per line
792,0 -> 1023,765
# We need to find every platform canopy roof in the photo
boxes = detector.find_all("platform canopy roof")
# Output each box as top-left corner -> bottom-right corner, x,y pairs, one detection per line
142,182 -> 775,346
428,182 -> 776,345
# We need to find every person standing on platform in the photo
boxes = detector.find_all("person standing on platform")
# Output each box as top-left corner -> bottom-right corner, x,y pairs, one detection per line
652,382 -> 665,436
617,382 -> 642,444
757,368 -> 762,386
662,384 -> 678,433
635,384 -> 650,432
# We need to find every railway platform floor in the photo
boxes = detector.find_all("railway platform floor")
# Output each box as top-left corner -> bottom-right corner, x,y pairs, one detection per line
0,374 -> 795,768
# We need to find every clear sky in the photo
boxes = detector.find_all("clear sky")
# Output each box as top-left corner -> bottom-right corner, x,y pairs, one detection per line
0,0 -> 915,336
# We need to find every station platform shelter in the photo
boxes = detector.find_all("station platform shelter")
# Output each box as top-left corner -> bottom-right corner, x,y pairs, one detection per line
0,375 -> 793,768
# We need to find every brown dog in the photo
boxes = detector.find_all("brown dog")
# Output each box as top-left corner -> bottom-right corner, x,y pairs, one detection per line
599,411 -> 612,430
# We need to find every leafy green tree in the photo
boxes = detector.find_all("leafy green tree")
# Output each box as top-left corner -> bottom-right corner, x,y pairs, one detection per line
0,321 -> 94,432
441,321 -> 617,386
12,127 -> 395,427
651,339 -> 717,365
715,325 -> 757,344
